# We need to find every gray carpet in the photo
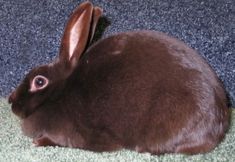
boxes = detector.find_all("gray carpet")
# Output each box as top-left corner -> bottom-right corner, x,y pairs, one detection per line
0,0 -> 234,106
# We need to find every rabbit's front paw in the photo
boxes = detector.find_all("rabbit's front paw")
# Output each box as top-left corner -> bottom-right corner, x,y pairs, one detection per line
33,135 -> 58,147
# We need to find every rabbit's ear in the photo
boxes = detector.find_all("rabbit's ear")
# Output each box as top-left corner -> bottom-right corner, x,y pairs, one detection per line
88,6 -> 103,45
59,1 -> 95,67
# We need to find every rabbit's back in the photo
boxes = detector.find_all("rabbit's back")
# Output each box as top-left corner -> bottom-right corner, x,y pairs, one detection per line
72,31 -> 229,154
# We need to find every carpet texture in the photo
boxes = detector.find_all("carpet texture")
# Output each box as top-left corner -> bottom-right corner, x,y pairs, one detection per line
0,0 -> 234,106
0,98 -> 234,162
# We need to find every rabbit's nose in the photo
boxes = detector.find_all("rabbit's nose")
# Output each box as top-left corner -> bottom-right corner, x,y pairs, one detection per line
8,91 -> 16,104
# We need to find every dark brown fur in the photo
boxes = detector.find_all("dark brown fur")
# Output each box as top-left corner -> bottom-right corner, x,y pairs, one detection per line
8,1 -> 229,155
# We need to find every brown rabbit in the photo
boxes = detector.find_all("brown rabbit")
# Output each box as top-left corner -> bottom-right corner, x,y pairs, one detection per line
8,1 -> 229,155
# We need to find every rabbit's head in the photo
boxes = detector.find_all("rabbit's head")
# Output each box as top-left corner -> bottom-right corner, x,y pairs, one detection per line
8,1 -> 102,118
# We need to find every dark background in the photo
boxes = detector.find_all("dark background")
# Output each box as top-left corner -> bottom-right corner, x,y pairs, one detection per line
0,0 -> 234,106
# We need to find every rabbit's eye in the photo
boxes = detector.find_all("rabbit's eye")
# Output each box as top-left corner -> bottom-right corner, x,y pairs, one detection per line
30,75 -> 49,92
35,77 -> 45,87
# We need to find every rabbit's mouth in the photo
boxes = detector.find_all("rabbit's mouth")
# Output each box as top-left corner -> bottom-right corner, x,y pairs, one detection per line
11,104 -> 26,119
8,90 -> 30,119
8,92 -> 24,118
